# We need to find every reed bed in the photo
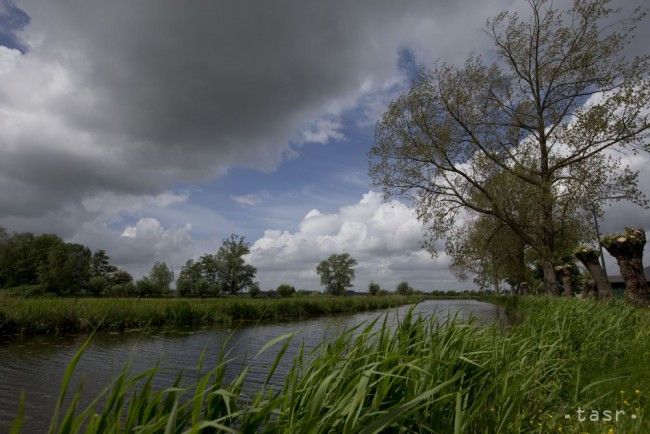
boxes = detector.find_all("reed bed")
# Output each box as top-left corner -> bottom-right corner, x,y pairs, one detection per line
12,296 -> 650,433
0,295 -> 421,337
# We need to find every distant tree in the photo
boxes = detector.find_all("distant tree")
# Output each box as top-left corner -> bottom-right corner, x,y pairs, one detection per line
90,249 -> 117,278
148,261 -> 174,295
135,278 -> 157,297
248,282 -> 261,298
0,232 -> 63,288
88,275 -> 109,296
38,242 -> 92,295
277,283 -> 295,298
0,225 -> 7,244
106,282 -> 136,297
396,281 -> 414,296
177,259 -> 211,297
368,281 -> 380,296
196,254 -> 220,295
316,253 -> 357,295
110,269 -> 133,285
214,234 -> 257,295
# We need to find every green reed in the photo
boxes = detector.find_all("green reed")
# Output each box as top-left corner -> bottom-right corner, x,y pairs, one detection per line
0,295 -> 421,337
12,296 -> 650,433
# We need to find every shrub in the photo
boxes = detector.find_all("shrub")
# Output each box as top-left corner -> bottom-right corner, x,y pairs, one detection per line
87,276 -> 109,296
105,282 -> 136,297
1,284 -> 47,298
277,283 -> 296,298
135,278 -> 158,297
368,281 -> 380,296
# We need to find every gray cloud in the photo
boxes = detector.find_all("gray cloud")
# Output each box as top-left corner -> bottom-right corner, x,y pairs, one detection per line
0,0 -> 647,285
0,0 -> 525,221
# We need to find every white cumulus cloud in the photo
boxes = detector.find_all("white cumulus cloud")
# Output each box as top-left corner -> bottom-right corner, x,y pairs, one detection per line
246,191 -> 460,291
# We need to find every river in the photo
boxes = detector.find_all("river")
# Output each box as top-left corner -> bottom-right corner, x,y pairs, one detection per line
0,299 -> 503,432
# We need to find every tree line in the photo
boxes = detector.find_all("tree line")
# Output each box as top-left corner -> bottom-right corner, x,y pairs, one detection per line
0,225 -> 174,297
0,226 -> 378,297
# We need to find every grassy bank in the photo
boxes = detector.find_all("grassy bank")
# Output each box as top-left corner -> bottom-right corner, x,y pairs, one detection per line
19,296 -> 650,433
0,295 -> 423,337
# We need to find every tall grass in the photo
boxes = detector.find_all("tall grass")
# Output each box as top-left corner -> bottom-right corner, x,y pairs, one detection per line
13,296 -> 650,433
0,295 -> 422,337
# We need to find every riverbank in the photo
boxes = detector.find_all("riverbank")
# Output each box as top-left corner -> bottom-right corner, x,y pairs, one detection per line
0,294 -> 424,337
18,296 -> 649,433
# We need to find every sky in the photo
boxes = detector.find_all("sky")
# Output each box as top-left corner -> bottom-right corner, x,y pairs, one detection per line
0,0 -> 647,292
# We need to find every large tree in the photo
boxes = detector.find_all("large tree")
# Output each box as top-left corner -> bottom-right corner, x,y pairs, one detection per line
90,249 -> 117,278
176,259 -> 211,297
316,253 -> 357,295
369,0 -> 648,293
147,261 -> 174,294
38,243 -> 92,295
214,234 -> 257,295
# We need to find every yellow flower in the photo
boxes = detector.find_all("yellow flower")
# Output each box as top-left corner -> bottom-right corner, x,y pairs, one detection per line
635,389 -> 640,394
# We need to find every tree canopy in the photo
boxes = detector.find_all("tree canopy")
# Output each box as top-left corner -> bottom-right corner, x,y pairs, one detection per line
369,0 -> 648,293
316,253 -> 357,295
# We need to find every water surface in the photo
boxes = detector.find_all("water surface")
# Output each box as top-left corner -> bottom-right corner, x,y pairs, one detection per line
0,299 -> 502,432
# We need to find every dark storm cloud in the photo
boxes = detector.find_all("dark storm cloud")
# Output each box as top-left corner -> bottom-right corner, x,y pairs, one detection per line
1,0 -> 523,221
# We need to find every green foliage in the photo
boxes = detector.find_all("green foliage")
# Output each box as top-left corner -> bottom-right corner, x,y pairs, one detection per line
316,253 -> 357,295
0,232 -> 65,288
135,278 -> 158,297
89,249 -> 116,278
369,0 -> 649,294
87,276 -> 108,296
147,261 -> 174,294
0,228 -> 121,295
177,234 -> 257,297
0,295 -> 420,336
368,281 -> 380,296
214,234 -> 257,294
395,281 -> 414,295
20,297 -> 650,433
38,243 -> 91,295
176,259 -> 213,297
0,284 -> 47,298
104,282 -> 136,297
277,283 -> 295,298
109,269 -> 133,285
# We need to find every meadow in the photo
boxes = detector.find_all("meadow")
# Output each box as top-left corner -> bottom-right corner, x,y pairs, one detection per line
0,294 -> 423,337
12,296 -> 650,433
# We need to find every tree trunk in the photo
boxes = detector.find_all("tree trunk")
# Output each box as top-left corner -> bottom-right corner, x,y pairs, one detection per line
583,281 -> 597,299
574,248 -> 612,299
555,265 -> 573,297
519,282 -> 529,295
602,227 -> 649,306
542,260 -> 559,295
